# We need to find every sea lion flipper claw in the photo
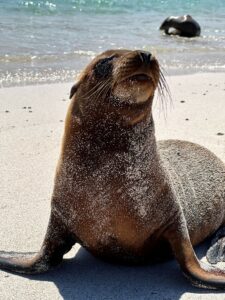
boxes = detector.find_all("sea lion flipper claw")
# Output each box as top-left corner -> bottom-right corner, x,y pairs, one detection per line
0,212 -> 76,274
164,218 -> 225,289
207,227 -> 225,264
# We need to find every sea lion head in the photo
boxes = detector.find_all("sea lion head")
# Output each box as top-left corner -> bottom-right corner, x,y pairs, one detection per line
70,49 -> 166,126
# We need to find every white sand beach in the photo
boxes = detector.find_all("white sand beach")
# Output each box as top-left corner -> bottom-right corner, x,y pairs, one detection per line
0,73 -> 225,299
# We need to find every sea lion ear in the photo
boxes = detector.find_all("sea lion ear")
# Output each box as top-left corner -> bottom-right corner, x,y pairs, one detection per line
70,82 -> 80,99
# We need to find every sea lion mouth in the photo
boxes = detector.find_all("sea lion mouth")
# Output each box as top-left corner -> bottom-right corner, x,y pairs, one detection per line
125,73 -> 152,83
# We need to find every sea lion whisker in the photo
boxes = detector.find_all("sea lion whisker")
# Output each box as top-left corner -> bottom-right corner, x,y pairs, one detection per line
155,67 -> 172,118
89,80 -> 111,101
94,85 -> 112,106
88,79 -> 111,99
81,80 -> 109,99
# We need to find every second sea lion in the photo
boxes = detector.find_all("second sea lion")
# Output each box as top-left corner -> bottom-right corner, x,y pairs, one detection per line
160,15 -> 201,37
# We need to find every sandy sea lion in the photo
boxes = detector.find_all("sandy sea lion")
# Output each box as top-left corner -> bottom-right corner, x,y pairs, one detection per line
160,15 -> 201,37
1,49 -> 225,289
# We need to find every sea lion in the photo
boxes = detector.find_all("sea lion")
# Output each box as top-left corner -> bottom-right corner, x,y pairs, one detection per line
1,49 -> 225,289
160,15 -> 201,37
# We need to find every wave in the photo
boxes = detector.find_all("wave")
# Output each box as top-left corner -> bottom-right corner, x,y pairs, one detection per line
1,0 -> 224,16
0,50 -> 96,64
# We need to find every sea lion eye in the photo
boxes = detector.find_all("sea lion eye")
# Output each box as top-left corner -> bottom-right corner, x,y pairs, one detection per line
94,55 -> 115,78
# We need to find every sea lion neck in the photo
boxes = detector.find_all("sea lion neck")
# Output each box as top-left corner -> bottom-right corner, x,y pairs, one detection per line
76,110 -> 156,153
60,103 -> 158,166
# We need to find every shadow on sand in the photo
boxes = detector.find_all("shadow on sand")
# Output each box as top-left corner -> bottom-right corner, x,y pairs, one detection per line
22,242 -> 221,300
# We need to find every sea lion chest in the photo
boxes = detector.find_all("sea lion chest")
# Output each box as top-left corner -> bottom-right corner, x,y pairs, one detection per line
53,142 -> 165,257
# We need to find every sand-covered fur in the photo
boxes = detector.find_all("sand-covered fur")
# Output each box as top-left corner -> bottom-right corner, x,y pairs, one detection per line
0,50 -> 225,290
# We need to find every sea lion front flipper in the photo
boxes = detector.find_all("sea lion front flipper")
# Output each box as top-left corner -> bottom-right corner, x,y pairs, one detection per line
164,217 -> 225,289
0,212 -> 76,274
206,226 -> 225,264
0,251 -> 36,259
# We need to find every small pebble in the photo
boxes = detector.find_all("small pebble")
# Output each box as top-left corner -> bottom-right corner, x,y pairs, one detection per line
28,106 -> 32,109
180,100 -> 185,103
217,132 -> 224,136
22,106 -> 27,109
29,110 -> 32,113
5,110 -> 10,113
185,118 -> 189,121
59,120 -> 63,122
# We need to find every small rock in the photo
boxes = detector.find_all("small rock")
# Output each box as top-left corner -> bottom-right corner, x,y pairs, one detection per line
185,118 -> 189,121
5,110 -> 10,113
217,132 -> 224,136
180,100 -> 185,103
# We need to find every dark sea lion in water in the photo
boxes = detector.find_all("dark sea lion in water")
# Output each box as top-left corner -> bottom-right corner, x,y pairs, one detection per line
1,49 -> 225,289
160,15 -> 201,37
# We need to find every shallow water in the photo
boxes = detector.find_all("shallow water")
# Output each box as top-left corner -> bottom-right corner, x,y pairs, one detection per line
0,0 -> 225,87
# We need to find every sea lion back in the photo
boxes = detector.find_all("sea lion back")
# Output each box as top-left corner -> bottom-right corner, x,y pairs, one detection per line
158,139 -> 225,245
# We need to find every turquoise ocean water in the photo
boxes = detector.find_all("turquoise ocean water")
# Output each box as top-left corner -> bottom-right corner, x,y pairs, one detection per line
0,0 -> 225,87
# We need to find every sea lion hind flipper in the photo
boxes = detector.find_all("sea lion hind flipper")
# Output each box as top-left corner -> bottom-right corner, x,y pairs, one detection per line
164,218 -> 225,289
0,212 -> 76,274
206,226 -> 225,264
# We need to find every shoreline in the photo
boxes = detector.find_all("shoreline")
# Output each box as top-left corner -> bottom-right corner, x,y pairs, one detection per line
0,72 -> 225,299
1,68 -> 225,89
0,66 -> 225,90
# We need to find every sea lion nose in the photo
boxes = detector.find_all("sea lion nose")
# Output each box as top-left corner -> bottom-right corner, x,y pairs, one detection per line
139,51 -> 152,64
